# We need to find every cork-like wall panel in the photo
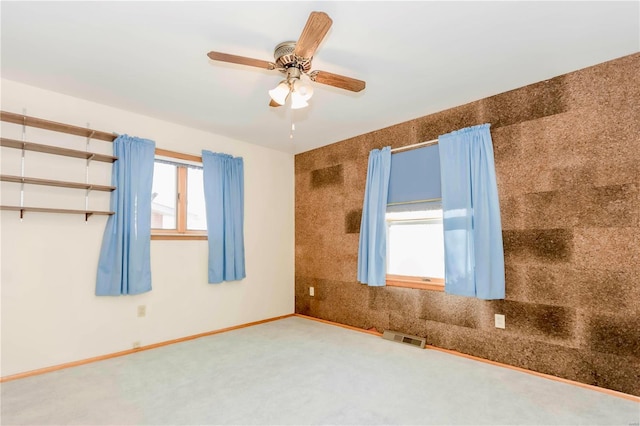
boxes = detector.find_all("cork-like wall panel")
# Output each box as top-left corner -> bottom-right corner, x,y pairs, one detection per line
295,53 -> 640,396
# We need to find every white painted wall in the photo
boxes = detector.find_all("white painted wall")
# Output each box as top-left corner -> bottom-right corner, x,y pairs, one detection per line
0,79 -> 294,376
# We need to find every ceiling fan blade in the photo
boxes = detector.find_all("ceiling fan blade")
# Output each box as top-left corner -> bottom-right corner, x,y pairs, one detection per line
269,99 -> 283,108
312,71 -> 366,92
294,11 -> 333,59
207,51 -> 275,70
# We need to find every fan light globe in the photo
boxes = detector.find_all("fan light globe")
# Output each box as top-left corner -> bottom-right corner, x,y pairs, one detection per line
290,91 -> 309,109
293,79 -> 314,101
269,81 -> 290,105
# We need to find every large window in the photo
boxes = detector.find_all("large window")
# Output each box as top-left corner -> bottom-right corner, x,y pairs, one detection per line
151,151 -> 207,240
385,144 -> 444,291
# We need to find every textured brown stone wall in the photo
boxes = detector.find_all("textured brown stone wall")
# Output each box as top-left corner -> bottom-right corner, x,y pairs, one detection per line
295,53 -> 640,396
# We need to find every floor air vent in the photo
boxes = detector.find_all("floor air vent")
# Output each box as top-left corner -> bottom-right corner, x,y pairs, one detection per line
382,330 -> 426,349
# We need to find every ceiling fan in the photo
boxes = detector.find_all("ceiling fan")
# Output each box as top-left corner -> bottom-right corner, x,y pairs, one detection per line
206,11 -> 366,109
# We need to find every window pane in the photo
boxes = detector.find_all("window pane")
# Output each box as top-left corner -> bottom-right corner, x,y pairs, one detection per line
386,209 -> 444,279
151,162 -> 177,229
187,167 -> 207,231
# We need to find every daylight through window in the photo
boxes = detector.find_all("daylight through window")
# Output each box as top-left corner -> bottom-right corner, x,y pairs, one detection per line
151,156 -> 207,238
386,202 -> 445,289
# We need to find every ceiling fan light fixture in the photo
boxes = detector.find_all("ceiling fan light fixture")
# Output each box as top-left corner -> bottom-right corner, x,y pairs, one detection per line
268,81 -> 290,105
290,91 -> 309,109
293,78 -> 314,101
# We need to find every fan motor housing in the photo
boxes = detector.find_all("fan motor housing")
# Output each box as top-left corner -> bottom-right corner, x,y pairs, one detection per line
274,41 -> 312,72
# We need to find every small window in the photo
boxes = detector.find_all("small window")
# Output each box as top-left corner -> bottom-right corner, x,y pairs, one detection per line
386,202 -> 445,290
151,155 -> 207,240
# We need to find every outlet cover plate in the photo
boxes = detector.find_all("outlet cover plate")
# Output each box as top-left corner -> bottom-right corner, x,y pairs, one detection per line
495,314 -> 506,329
309,286 -> 315,297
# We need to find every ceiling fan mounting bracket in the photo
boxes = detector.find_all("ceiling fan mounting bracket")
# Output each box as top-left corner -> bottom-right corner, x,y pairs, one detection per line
274,41 -> 312,73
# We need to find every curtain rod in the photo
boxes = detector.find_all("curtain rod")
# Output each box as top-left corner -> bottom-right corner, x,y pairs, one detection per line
391,138 -> 438,153
0,110 -> 117,142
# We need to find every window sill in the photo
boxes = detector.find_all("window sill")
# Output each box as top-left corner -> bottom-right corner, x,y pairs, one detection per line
386,274 -> 444,292
151,234 -> 207,241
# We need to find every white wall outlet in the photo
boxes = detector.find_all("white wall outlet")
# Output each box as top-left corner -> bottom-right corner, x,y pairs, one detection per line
137,305 -> 146,317
309,286 -> 315,297
495,314 -> 506,329
132,341 -> 141,349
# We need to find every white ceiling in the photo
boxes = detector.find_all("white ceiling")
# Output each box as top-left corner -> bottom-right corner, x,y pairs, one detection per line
2,1 -> 638,154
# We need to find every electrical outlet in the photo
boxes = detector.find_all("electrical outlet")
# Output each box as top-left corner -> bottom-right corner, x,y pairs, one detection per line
309,286 -> 315,297
132,341 -> 141,349
137,305 -> 146,317
495,314 -> 506,329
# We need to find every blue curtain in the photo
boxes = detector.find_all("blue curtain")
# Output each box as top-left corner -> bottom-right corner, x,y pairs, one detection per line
96,135 -> 155,296
357,146 -> 391,286
438,124 -> 505,299
202,150 -> 245,283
